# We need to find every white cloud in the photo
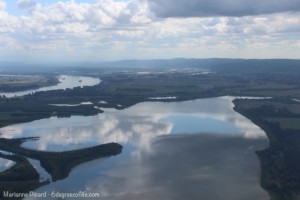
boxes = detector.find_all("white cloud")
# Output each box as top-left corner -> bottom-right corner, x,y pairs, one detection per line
0,0 -> 5,11
0,0 -> 299,61
0,12 -> 18,33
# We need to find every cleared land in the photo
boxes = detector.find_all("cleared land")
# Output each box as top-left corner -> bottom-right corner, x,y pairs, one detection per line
0,75 -> 58,92
234,98 -> 300,200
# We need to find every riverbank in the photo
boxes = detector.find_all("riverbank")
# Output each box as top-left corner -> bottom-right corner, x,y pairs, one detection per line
1,72 -> 296,128
0,75 -> 101,98
233,98 -> 300,200
0,137 -> 122,199
0,75 -> 59,93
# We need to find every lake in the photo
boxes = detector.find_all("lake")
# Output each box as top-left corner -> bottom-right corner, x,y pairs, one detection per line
0,75 -> 101,97
0,97 -> 269,200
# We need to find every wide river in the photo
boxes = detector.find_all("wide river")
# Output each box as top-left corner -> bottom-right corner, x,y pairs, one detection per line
0,75 -> 101,97
0,96 -> 269,200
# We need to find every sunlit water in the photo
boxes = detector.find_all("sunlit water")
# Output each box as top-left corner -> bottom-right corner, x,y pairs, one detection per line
0,97 -> 269,200
0,158 -> 15,172
0,75 -> 101,97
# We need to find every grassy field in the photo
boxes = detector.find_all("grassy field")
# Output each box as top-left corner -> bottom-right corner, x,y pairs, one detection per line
233,98 -> 300,200
266,118 -> 300,130
0,75 -> 58,92
0,75 -> 47,84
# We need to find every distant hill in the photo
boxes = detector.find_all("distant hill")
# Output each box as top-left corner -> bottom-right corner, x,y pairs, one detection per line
96,58 -> 300,74
206,59 -> 300,74
95,58 -> 231,69
1,58 -> 300,74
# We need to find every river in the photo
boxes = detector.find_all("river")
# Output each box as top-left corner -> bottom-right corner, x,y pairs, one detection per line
0,96 -> 269,200
0,75 -> 101,97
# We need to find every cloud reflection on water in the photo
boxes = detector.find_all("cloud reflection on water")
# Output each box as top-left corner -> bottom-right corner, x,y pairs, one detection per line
67,134 -> 269,200
0,158 -> 15,172
0,97 -> 265,153
13,97 -> 269,200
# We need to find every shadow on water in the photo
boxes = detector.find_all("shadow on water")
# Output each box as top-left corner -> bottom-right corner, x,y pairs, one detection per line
72,133 -> 269,200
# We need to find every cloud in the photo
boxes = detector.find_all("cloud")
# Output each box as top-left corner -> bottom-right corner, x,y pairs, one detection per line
0,0 -> 155,61
0,11 -> 19,34
0,0 -> 300,61
16,0 -> 37,9
148,0 -> 300,18
0,0 -> 5,11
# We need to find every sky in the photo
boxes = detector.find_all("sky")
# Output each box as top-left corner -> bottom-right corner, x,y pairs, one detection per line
0,0 -> 299,64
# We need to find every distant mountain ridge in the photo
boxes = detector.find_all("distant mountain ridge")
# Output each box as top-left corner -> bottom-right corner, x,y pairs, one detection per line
1,58 -> 300,74
96,58 -> 300,74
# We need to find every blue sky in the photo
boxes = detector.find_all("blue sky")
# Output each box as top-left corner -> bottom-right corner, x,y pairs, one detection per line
5,0 -> 126,15
0,0 -> 299,64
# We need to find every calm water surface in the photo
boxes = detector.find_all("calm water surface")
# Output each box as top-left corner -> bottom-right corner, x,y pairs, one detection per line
0,75 -> 100,97
0,97 -> 269,200
0,158 -> 15,172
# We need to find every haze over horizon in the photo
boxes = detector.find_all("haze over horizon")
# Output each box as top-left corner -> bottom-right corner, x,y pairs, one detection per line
0,0 -> 299,64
